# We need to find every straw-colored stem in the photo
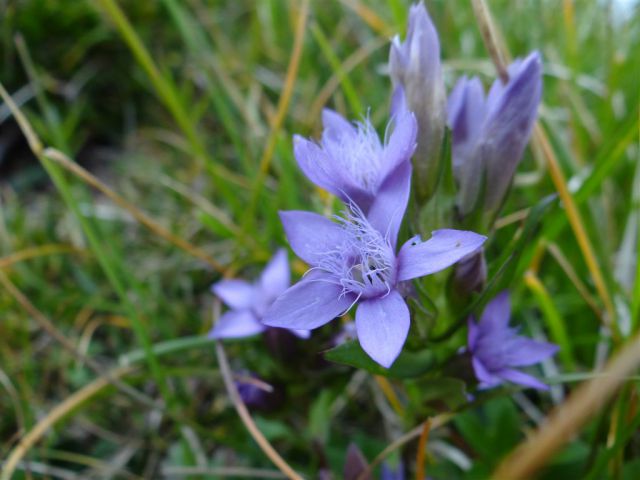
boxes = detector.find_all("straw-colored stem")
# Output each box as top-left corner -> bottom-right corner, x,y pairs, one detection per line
470,0 -> 509,82
0,367 -> 134,480
0,269 -> 158,409
415,420 -> 432,480
493,329 -> 640,479
215,341 -> 304,480
357,413 -> 452,480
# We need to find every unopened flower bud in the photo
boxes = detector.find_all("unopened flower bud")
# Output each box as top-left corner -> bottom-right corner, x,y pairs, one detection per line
389,2 -> 447,202
448,52 -> 542,224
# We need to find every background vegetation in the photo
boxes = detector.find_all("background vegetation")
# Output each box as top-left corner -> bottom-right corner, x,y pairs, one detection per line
0,0 -> 638,478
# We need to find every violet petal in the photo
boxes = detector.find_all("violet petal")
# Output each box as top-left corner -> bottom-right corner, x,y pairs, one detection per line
483,52 -> 542,213
211,279 -> 256,309
262,274 -> 355,330
397,229 -> 487,281
259,248 -> 291,300
293,135 -> 342,198
279,210 -> 348,267
503,337 -> 559,367
472,356 -> 501,388
209,310 -> 265,339
322,108 -> 357,142
498,368 -> 549,390
467,316 -> 479,350
380,110 -> 417,181
355,290 -> 410,368
479,290 -> 511,331
367,161 -> 412,249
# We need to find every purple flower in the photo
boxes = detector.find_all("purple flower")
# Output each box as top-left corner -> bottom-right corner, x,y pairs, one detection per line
381,462 -> 405,480
448,52 -> 542,219
263,164 -> 486,368
293,107 -> 417,212
468,291 -> 558,390
389,2 -> 446,200
332,321 -> 358,346
235,373 -> 283,411
209,249 -> 310,339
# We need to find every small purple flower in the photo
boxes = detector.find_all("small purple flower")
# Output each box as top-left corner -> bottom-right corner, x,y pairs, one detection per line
332,321 -> 358,346
235,373 -> 282,411
389,2 -> 446,200
263,164 -> 486,368
468,291 -> 558,390
448,52 -> 542,219
381,461 -> 405,480
209,249 -> 310,339
293,107 -> 417,212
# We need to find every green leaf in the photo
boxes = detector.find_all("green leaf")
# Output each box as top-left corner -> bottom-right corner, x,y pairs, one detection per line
408,377 -> 468,411
433,194 -> 558,342
485,193 -> 558,296
253,416 -> 292,441
323,341 -> 435,379
308,390 -> 333,444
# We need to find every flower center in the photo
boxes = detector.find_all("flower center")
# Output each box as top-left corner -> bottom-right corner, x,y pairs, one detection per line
315,205 -> 396,299
325,119 -> 384,192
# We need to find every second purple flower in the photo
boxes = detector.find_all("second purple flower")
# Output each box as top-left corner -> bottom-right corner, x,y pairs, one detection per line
263,161 -> 486,368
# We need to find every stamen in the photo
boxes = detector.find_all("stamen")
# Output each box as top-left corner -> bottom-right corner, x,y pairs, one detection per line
314,203 -> 396,299
322,116 -> 385,192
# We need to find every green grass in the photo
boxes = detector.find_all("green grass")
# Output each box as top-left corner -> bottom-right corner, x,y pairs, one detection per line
1,0 -> 639,478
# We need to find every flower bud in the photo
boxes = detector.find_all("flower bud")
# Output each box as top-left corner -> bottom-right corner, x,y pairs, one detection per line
389,2 -> 447,202
452,247 -> 487,296
448,52 -> 542,224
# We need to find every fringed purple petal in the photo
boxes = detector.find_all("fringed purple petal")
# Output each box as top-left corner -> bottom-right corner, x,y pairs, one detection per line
322,108 -> 357,142
262,274 -> 356,330
293,135 -> 343,197
380,109 -> 417,180
355,290 -> 410,368
367,161 -> 412,249
279,210 -> 348,266
397,229 -> 487,281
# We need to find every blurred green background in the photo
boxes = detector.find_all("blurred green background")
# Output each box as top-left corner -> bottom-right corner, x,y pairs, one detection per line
1,0 -> 639,478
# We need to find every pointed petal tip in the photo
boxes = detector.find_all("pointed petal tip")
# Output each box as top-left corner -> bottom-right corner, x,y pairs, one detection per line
259,248 -> 290,299
355,291 -> 410,369
397,229 -> 487,281
211,279 -> 256,310
209,310 -> 265,339
499,368 -> 550,391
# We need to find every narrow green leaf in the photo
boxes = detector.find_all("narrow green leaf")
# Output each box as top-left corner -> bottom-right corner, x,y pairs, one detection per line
324,340 -> 435,379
